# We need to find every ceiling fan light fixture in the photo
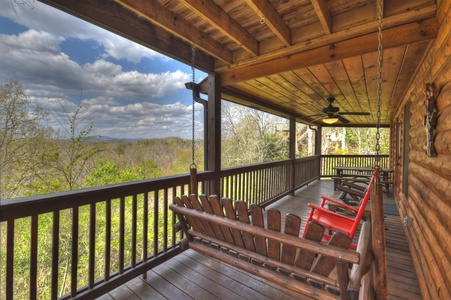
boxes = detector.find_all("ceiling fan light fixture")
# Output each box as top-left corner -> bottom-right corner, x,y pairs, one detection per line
323,117 -> 339,124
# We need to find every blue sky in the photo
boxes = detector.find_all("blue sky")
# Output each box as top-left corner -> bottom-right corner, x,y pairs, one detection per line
0,0 -> 207,139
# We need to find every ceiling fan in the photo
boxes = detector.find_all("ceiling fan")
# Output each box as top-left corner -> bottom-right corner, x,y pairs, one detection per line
312,97 -> 371,124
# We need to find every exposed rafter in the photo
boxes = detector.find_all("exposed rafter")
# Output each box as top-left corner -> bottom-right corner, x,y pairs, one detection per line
310,0 -> 332,34
115,0 -> 233,63
244,0 -> 291,47
179,0 -> 259,56
220,18 -> 438,85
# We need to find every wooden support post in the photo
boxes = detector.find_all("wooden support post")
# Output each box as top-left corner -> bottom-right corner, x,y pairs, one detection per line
289,117 -> 296,194
207,72 -> 221,195
370,180 -> 388,299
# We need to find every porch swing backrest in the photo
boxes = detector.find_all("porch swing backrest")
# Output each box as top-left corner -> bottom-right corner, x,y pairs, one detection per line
170,194 -> 373,300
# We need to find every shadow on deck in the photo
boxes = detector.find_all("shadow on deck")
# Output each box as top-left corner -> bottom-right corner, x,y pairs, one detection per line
98,180 -> 422,300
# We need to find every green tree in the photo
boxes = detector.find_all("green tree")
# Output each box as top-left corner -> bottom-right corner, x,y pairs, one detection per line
222,101 -> 288,167
40,105 -> 104,191
0,81 -> 49,199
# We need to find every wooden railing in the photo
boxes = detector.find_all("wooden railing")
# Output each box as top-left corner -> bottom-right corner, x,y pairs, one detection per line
219,156 -> 320,207
320,154 -> 389,177
0,154 -> 384,299
0,175 -> 193,300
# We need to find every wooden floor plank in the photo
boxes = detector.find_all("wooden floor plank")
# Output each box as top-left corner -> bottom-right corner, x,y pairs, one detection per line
166,254 -> 247,300
100,180 -> 422,300
152,263 -> 219,300
124,277 -> 166,300
182,251 -> 307,300
141,269 -> 193,300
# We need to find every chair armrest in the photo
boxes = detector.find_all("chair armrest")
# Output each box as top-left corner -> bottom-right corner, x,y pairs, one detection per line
320,195 -> 359,212
308,203 -> 338,214
307,203 -> 356,222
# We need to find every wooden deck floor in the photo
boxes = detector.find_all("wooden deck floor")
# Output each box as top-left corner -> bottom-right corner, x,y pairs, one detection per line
97,180 -> 422,300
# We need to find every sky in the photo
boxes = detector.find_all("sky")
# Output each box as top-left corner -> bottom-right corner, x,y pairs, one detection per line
0,0 -> 207,139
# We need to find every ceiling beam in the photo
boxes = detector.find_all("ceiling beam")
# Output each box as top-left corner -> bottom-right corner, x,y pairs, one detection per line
310,0 -> 332,34
179,0 -> 259,56
220,17 -> 438,85
115,0 -> 233,63
244,0 -> 291,46
39,0 -> 215,71
216,5 -> 435,72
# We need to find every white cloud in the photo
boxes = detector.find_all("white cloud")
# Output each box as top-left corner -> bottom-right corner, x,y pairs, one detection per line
0,1 -> 167,63
0,1 -> 200,139
0,31 -> 190,100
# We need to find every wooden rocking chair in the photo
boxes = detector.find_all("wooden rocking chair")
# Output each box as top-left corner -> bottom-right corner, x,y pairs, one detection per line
302,169 -> 379,249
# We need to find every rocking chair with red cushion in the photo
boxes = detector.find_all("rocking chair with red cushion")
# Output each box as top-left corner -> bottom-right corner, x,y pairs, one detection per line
302,168 -> 379,249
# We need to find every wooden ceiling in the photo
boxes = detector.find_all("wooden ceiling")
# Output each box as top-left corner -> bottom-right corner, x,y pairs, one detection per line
40,0 -> 438,126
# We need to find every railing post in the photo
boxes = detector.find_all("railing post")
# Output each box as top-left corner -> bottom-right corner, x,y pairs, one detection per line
370,179 -> 388,299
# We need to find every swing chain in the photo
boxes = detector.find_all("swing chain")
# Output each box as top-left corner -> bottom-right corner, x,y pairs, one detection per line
375,0 -> 383,167
191,44 -> 197,169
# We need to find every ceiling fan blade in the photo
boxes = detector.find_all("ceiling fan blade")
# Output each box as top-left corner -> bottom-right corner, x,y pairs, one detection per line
338,115 -> 350,124
338,112 -> 371,116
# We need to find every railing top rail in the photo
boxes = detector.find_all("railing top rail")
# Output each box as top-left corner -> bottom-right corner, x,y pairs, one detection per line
0,173 -> 191,221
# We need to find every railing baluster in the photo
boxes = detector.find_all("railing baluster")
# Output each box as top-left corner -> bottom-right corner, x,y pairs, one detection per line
163,189 -> 168,252
89,203 -> 96,289
51,211 -> 59,300
71,206 -> 79,297
6,219 -> 14,300
143,192 -> 149,262
142,192 -> 149,280
119,197 -> 125,274
105,199 -> 111,281
153,191 -> 159,257
132,194 -> 137,268
30,215 -> 38,299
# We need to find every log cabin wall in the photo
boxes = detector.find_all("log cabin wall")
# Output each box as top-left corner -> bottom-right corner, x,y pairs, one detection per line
394,1 -> 451,299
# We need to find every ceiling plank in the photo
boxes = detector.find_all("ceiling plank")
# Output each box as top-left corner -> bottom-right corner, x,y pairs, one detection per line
244,0 -> 291,46
310,0 -> 332,34
38,0 -> 215,72
220,17 -> 438,85
115,0 -> 233,63
179,0 -> 259,56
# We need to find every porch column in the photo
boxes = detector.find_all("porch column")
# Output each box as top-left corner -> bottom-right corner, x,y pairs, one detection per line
207,72 -> 221,194
289,117 -> 296,194
315,126 -> 322,156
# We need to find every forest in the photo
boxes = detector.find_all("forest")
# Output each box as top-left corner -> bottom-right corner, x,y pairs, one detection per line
0,81 -> 389,298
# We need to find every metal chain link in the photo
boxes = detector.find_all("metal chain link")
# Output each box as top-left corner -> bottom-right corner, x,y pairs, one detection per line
375,0 -> 383,167
191,44 -> 197,168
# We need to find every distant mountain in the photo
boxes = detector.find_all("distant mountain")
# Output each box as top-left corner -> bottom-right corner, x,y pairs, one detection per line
90,136 -> 143,142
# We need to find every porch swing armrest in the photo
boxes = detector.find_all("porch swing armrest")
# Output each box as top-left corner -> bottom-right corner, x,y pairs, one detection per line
320,195 -> 359,212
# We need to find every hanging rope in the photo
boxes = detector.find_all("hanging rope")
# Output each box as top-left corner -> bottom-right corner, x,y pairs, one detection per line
375,0 -> 383,169
190,44 -> 198,195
